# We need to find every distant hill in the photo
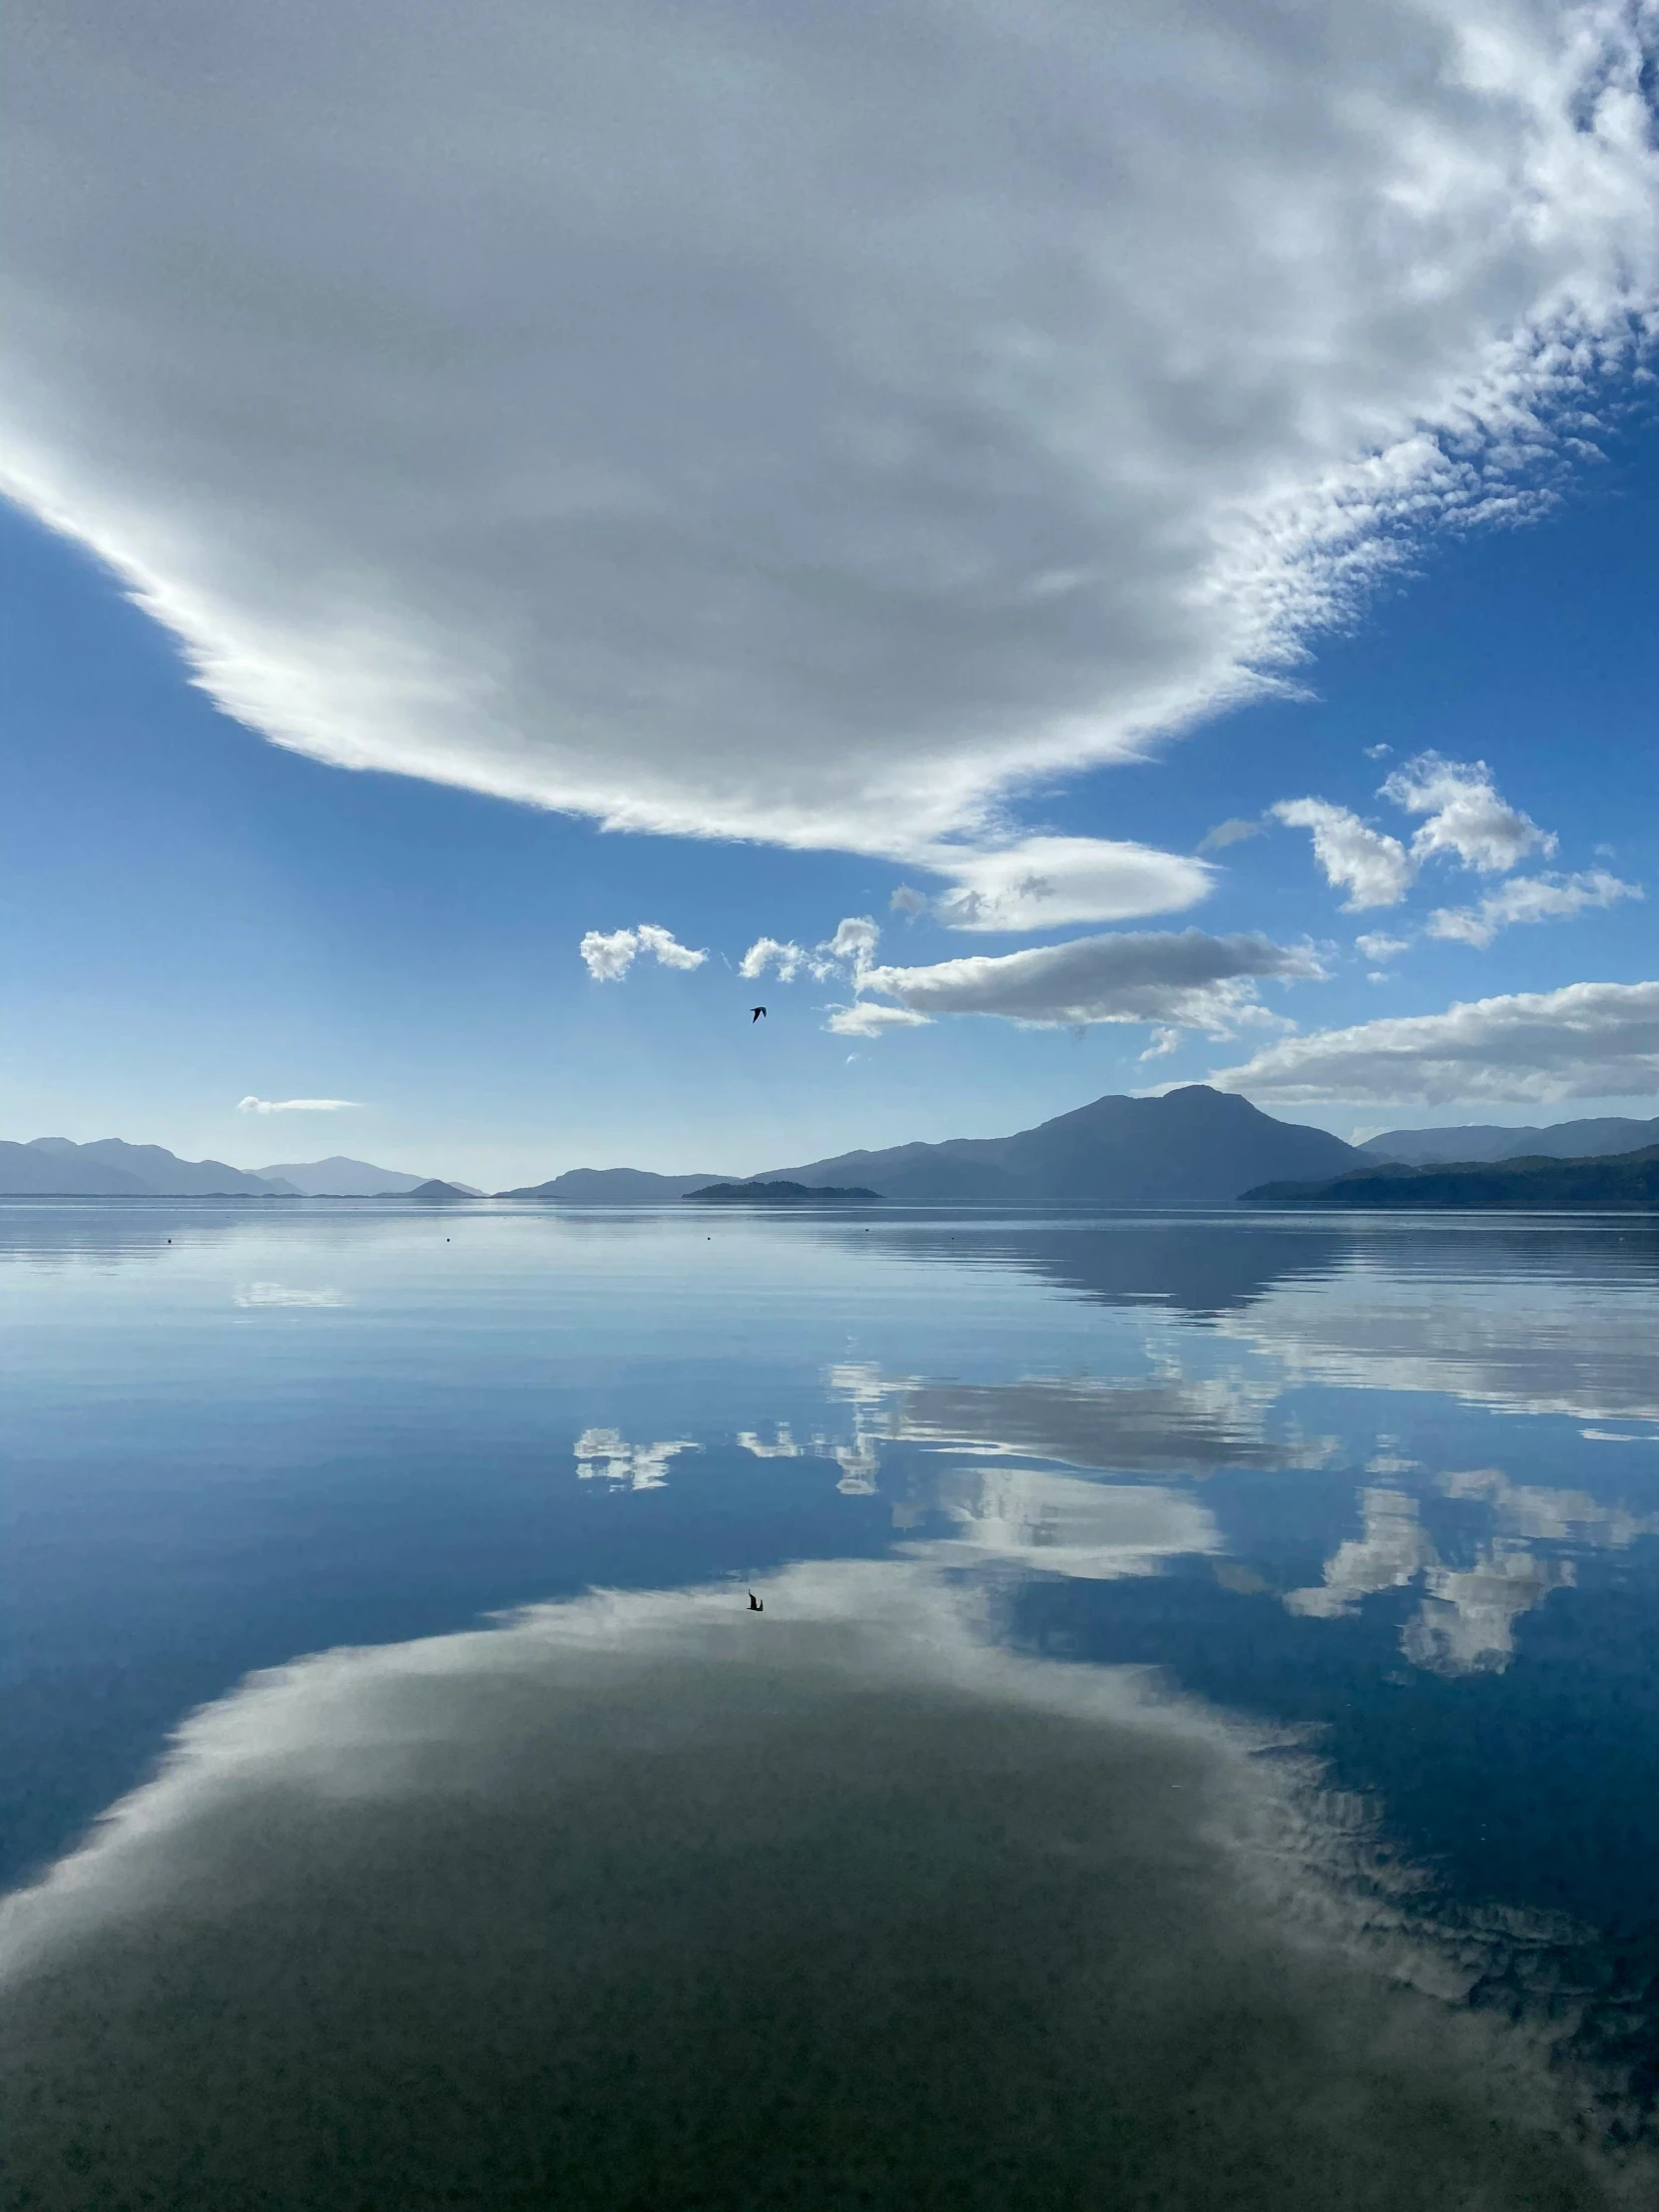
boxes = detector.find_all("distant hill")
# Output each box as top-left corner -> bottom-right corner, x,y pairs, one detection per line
1244,1144 -> 1659,1209
1,1138 -> 290,1197
684,1181 -> 881,1204
497,1168 -> 726,1202
256,1155 -> 431,1196
404,1179 -> 476,1204
1360,1114 -> 1659,1166
759,1086 -> 1362,1206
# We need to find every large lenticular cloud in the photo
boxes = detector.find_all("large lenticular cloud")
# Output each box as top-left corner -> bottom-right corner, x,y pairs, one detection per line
2,1 -> 1656,875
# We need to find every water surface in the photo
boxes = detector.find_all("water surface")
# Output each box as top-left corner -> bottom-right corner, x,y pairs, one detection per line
3,1201 -> 1657,2206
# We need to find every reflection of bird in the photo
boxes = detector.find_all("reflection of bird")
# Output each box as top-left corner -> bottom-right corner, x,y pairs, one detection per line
748,1590 -> 764,1612
750,1005 -> 767,1022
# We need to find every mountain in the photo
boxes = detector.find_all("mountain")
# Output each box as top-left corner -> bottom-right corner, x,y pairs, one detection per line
0,1140 -> 153,1195
684,1181 -> 881,1204
2,1138 -> 290,1196
1244,1144 -> 1659,1209
758,1086 -> 1363,1206
404,1179 -> 475,1204
256,1155 -> 432,1196
1359,1115 -> 1659,1166
498,1168 -> 726,1202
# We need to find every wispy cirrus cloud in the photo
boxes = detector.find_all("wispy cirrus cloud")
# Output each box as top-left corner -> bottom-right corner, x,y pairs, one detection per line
4,4 -> 1657,878
237,1096 -> 359,1114
1208,980 -> 1659,1105
579,924 -> 707,982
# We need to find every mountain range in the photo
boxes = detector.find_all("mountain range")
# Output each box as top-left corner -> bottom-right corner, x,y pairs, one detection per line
0,1141 -> 435,1197
1358,1115 -> 1659,1166
9,1095 -> 1659,1206
500,1087 -> 1364,1206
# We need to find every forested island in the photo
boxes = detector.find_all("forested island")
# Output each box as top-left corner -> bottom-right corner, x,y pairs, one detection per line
1244,1144 -> 1659,1209
684,1181 -> 881,1205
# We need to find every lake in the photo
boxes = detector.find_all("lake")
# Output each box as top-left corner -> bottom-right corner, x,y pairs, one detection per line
3,1199 -> 1658,2208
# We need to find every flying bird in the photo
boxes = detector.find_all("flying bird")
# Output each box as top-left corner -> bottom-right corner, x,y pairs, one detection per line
750,1005 -> 767,1022
749,1590 -> 764,1612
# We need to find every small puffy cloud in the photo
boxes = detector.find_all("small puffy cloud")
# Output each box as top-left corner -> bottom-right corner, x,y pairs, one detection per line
857,929 -> 1322,1033
1382,755 -> 1554,874
1197,819 -> 1262,854
926,838 -> 1212,933
1356,932 -> 1410,961
1272,800 -> 1414,910
1208,979 -> 1659,1105
888,886 -> 928,917
1364,744 -> 1393,761
579,923 -> 706,981
825,1002 -> 933,1038
821,916 -> 881,976
237,1096 -> 358,1113
1425,869 -> 1641,949
739,936 -> 806,982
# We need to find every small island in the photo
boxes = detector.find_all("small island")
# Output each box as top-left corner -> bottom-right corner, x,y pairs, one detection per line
683,1180 -> 882,1205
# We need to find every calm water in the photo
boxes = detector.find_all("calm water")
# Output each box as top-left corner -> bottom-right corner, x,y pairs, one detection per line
3,1200 -> 1658,2208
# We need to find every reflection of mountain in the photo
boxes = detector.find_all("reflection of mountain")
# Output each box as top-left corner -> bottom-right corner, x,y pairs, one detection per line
831,1220 -> 1349,1317
1218,1228 -> 1659,1426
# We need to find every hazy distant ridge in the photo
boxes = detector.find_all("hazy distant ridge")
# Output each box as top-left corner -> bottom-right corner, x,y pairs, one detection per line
0,1141 -> 436,1198
1360,1115 -> 1659,1166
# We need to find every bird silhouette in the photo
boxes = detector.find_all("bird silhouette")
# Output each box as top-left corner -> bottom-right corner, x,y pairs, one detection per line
750,1005 -> 767,1021
748,1590 -> 764,1612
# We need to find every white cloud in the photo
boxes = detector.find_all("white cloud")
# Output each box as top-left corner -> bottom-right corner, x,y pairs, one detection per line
825,1001 -> 933,1039
236,1096 -> 358,1114
579,923 -> 706,981
4,5 -> 1657,868
1382,754 -> 1554,874
739,936 -> 806,982
1198,819 -> 1262,854
888,886 -> 927,918
1425,868 -> 1641,947
1208,979 -> 1659,1105
1272,801 -> 1415,910
1355,933 -> 1410,961
925,837 -> 1212,932
857,929 -> 1323,1033
821,916 -> 881,978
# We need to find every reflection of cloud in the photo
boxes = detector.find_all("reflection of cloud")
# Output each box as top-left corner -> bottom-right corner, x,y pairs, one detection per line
573,1427 -> 697,1490
233,1282 -> 350,1308
1401,1547 -> 1574,1678
736,1424 -> 802,1459
1285,1490 -> 1435,1621
1,1559 -> 1639,2208
888,1372 -> 1334,1478
1285,1468 -> 1658,1678
1436,1467 -> 1659,1551
923,1466 -> 1220,1579
1219,1261 -> 1659,1427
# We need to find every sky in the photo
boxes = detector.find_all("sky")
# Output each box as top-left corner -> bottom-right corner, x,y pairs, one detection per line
2,0 -> 1657,1189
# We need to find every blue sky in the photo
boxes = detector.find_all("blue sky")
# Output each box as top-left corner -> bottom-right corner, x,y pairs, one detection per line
3,2 -> 1656,1188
